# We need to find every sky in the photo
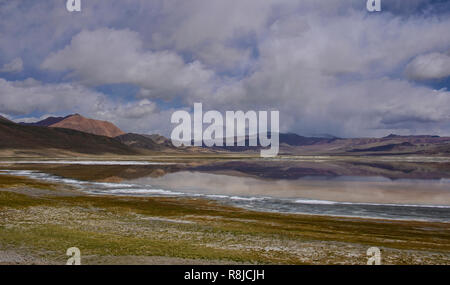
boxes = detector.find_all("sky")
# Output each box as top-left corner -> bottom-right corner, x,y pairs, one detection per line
0,0 -> 450,138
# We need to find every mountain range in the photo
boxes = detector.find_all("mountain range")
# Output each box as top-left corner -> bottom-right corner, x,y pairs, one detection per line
0,113 -> 448,156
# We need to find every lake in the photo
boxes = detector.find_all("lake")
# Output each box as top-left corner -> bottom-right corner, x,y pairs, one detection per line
2,158 -> 450,222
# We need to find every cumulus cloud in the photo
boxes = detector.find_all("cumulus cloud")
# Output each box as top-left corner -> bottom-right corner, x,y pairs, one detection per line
406,52 -> 450,81
0,78 -> 106,115
42,28 -> 216,102
95,100 -> 178,135
199,9 -> 450,136
0,57 -> 23,73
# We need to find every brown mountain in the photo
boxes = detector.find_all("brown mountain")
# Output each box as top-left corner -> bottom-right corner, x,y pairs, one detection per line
0,120 -> 136,155
48,114 -> 125,138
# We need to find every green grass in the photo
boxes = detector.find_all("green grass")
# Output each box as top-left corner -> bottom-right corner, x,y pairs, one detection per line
48,195 -> 450,251
0,225 -> 272,263
0,191 -> 48,208
0,175 -> 57,191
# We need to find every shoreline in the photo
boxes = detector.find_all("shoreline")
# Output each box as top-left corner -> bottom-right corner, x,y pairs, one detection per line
2,165 -> 450,223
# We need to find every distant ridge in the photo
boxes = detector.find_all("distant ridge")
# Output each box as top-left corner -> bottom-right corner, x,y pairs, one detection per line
115,133 -> 170,151
20,115 -> 68,127
279,133 -> 337,146
202,132 -> 336,151
383,133 -> 440,139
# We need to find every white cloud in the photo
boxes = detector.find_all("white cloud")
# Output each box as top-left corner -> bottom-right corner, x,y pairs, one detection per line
95,104 -> 177,135
0,78 -> 106,116
15,114 -> 56,124
406,52 -> 450,81
196,10 -> 450,136
42,28 -> 216,102
0,57 -> 23,73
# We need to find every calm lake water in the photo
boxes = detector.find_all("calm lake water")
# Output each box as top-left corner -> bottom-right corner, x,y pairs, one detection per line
2,159 -> 450,222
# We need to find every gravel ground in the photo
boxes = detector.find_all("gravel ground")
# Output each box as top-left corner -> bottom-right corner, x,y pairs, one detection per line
0,250 -> 49,265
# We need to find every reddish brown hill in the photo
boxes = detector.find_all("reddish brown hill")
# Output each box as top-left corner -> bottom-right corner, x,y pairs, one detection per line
49,114 -> 125,138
